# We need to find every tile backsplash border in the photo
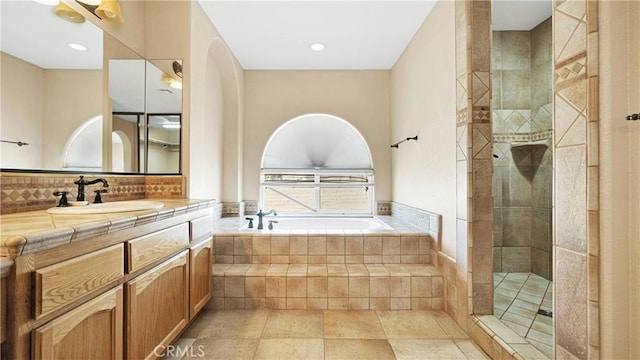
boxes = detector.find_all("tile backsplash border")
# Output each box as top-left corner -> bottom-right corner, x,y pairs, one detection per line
0,172 -> 185,214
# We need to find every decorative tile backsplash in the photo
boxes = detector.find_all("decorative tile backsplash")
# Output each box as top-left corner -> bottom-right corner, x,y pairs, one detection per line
223,200 -> 393,218
390,202 -> 441,247
376,201 -> 391,215
0,172 -> 185,214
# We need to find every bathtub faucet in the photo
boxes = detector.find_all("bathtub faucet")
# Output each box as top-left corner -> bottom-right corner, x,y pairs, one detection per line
256,209 -> 277,230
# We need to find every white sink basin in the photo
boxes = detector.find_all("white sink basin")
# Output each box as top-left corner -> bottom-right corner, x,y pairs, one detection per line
47,200 -> 164,214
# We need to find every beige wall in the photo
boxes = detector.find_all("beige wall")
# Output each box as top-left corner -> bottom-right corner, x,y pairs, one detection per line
243,70 -> 391,204
0,53 -> 45,169
390,1 -> 456,256
0,53 -> 101,170
43,69 -> 102,169
189,2 -> 244,200
599,1 -> 640,358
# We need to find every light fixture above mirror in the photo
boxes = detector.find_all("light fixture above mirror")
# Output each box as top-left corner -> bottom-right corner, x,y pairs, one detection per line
34,0 -> 125,24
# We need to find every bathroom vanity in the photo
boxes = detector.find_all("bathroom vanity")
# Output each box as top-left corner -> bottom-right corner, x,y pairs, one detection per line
0,199 -> 217,359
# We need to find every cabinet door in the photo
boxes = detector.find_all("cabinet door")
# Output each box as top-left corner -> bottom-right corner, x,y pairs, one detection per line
189,238 -> 213,319
33,286 -> 123,360
126,250 -> 189,360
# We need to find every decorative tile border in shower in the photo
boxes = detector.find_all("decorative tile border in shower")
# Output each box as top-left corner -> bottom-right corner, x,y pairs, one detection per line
0,172 -> 186,214
493,130 -> 553,143
492,130 -> 553,144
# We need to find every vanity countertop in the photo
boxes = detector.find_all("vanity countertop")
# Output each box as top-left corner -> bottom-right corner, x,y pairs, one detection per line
0,199 -> 218,264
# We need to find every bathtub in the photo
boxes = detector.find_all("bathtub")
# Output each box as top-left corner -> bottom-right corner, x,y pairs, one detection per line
245,217 -> 392,231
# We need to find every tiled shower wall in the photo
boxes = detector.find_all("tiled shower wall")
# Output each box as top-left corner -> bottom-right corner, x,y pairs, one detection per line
553,0 -> 600,358
454,0 -> 493,321
492,19 -> 553,280
0,172 -> 185,214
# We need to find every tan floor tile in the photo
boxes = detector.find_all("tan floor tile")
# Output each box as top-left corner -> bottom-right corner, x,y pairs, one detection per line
530,317 -> 553,335
494,286 -> 519,299
494,294 -> 514,310
526,338 -> 554,358
454,339 -> 491,359
511,343 -> 550,360
324,310 -> 386,339
376,311 -> 449,339
201,310 -> 269,339
432,311 -> 469,339
253,339 -> 324,360
526,328 -> 553,346
324,339 -> 396,360
190,338 -> 259,360
389,339 -> 467,360
180,310 -> 215,338
501,309 -> 535,327
515,292 -> 543,305
262,310 -> 324,339
160,338 -> 195,360
511,298 -> 541,312
477,315 -> 528,344
501,319 -> 530,338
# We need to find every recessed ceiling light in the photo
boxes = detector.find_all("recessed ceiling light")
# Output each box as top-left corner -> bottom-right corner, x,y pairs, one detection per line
310,43 -> 325,52
68,43 -> 87,51
33,0 -> 60,6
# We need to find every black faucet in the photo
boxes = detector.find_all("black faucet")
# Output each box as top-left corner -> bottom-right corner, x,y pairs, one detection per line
256,209 -> 277,230
74,175 -> 109,202
53,191 -> 69,207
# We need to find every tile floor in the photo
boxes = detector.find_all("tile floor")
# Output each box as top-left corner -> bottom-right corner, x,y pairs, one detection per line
164,309 -> 490,359
493,272 -> 553,358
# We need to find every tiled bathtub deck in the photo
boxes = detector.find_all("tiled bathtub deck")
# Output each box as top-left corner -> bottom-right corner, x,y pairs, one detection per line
211,217 -> 442,311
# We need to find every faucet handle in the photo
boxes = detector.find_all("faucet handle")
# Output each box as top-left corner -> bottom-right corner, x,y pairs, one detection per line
53,191 -> 69,207
268,220 -> 278,230
245,217 -> 254,229
93,189 -> 108,204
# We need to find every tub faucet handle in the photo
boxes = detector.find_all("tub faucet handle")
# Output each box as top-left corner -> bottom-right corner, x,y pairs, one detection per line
268,220 -> 278,230
245,217 -> 254,229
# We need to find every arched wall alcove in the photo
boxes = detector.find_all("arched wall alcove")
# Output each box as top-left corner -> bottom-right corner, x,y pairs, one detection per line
111,130 -> 132,172
262,113 -> 373,170
62,116 -> 103,171
189,34 -> 242,200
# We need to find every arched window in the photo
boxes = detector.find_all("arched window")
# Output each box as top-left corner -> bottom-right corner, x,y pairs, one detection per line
260,114 -> 374,215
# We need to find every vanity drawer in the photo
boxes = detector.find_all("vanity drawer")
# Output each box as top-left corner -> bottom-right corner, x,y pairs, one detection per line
190,214 -> 213,242
127,223 -> 189,273
35,244 -> 124,319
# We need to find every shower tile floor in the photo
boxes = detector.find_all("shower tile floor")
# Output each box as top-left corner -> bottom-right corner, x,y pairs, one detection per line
494,272 -> 553,358
163,309 -> 490,359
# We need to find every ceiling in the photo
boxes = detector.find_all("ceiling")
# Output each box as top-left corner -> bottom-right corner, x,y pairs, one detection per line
0,0 -> 103,69
198,0 -> 552,70
0,0 -> 552,71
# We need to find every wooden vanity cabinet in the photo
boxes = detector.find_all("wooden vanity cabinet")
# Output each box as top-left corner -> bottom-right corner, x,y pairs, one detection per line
4,207 -> 215,360
125,250 -> 190,360
189,238 -> 213,319
33,286 -> 123,360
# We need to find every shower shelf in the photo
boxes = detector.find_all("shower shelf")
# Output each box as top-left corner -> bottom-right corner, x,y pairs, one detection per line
510,139 -> 549,151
